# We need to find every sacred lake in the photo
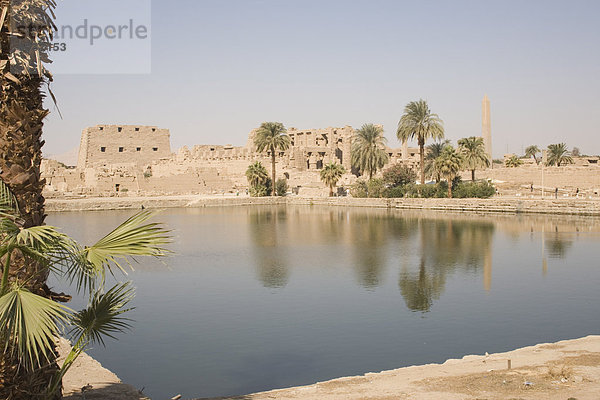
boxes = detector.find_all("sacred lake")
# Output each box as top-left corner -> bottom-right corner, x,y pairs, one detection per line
47,206 -> 600,399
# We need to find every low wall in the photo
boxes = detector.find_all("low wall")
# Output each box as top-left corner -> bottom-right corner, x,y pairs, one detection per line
45,195 -> 600,216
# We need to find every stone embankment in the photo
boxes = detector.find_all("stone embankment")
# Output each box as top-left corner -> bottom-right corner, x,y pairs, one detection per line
46,195 -> 600,216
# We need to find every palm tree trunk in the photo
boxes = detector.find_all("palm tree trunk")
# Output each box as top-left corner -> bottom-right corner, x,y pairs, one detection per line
419,136 -> 425,185
471,169 -> 475,181
448,183 -> 452,198
271,148 -> 276,197
0,4 -> 58,394
330,184 -> 334,197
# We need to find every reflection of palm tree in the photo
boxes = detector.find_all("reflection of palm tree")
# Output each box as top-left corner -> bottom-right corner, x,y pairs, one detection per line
399,217 -> 495,311
351,214 -> 387,289
545,232 -> 573,259
249,208 -> 289,288
399,258 -> 445,312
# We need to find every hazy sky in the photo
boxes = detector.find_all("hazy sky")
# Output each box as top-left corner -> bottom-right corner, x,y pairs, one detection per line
43,0 -> 600,159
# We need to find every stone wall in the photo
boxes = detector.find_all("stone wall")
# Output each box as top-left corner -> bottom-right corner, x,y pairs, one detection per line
77,125 -> 171,169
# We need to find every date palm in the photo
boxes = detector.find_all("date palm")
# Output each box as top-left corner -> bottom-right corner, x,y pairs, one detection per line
397,100 -> 445,185
320,162 -> 346,196
1,0 -> 63,396
458,136 -> 490,181
245,162 -> 270,196
424,140 -> 450,182
505,155 -> 523,168
546,143 -> 573,167
254,122 -> 291,197
0,180 -> 170,399
351,123 -> 389,180
525,145 -> 540,165
433,146 -> 463,198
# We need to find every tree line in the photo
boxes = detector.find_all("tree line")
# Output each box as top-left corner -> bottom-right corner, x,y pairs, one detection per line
246,99 -> 495,198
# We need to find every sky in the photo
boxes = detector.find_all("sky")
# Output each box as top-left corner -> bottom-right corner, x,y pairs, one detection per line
42,0 -> 600,160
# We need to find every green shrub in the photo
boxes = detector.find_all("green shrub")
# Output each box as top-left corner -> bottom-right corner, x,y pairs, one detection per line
383,163 -> 417,187
275,178 -> 288,196
250,178 -> 272,197
350,180 -> 368,198
453,181 -> 495,198
383,185 -> 406,198
367,178 -> 386,198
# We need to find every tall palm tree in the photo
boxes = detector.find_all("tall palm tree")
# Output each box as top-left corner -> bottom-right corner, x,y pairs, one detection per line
434,146 -> 463,198
424,140 -> 450,182
525,145 -> 540,165
458,136 -> 490,181
546,143 -> 573,167
351,123 -> 389,180
320,162 -> 346,196
1,0 -> 61,396
397,99 -> 445,185
254,122 -> 291,197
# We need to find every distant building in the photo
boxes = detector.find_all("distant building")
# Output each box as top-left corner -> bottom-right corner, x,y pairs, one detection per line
77,125 -> 171,169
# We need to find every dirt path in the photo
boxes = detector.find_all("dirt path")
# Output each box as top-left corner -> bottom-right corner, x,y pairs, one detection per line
201,335 -> 600,400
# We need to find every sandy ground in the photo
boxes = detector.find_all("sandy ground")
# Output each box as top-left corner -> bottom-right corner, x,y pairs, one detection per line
200,335 -> 600,400
57,338 -> 148,400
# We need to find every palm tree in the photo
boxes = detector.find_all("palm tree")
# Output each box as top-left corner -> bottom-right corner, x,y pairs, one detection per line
525,145 -> 540,165
505,155 -> 523,168
434,146 -> 463,198
320,162 -> 346,196
245,162 -> 269,196
546,143 -> 573,167
1,1 -> 65,395
424,140 -> 451,182
458,136 -> 490,181
0,181 -> 170,399
254,122 -> 291,197
351,123 -> 389,180
397,99 -> 445,185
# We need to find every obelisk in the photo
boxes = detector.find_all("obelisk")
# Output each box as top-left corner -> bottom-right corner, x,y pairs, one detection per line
482,94 -> 492,161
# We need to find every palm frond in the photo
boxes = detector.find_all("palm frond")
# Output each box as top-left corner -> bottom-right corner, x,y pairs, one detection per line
0,288 -> 70,369
69,282 -> 135,347
82,210 -> 171,286
0,178 -> 19,214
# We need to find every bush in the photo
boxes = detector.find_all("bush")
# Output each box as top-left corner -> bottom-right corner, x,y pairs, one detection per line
367,179 -> 386,198
382,163 -> 417,187
383,185 -> 406,198
350,180 -> 368,198
453,181 -> 495,198
275,178 -> 288,197
250,178 -> 272,197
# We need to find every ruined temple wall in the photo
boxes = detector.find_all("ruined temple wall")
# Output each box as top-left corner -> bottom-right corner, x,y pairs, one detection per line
77,125 -> 172,169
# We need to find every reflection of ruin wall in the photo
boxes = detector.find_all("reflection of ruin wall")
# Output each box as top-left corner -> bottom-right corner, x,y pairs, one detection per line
77,125 -> 172,169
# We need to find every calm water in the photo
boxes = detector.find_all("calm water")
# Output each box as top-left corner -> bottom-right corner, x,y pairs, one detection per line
47,206 -> 600,399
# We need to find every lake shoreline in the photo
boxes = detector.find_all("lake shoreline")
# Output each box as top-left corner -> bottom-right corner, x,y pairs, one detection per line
46,194 -> 600,216
61,335 -> 600,400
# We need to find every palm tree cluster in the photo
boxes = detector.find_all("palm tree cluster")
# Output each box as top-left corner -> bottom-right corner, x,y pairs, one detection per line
505,155 -> 523,168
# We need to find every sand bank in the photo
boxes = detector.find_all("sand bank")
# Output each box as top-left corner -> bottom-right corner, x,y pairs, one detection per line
202,335 -> 600,400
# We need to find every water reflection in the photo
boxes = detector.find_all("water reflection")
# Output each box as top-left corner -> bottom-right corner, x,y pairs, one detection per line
249,208 -> 289,288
